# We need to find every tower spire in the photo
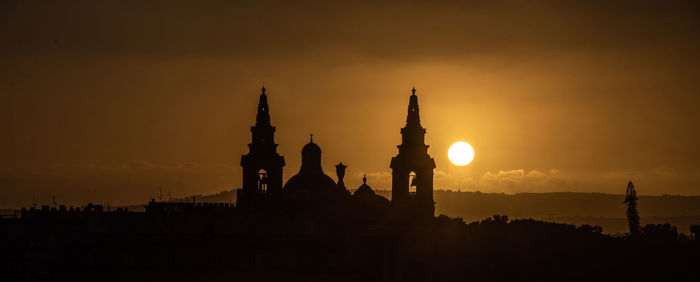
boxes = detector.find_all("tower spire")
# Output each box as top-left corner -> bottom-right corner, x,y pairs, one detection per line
406,87 -> 421,127
256,86 -> 271,126
240,86 -> 286,210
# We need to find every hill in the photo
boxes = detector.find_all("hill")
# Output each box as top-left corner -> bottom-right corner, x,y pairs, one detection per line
125,189 -> 700,234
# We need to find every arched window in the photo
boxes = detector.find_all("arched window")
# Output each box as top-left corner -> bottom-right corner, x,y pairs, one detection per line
257,169 -> 268,192
409,171 -> 418,195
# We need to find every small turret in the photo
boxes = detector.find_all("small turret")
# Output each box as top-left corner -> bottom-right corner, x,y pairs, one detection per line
335,162 -> 347,188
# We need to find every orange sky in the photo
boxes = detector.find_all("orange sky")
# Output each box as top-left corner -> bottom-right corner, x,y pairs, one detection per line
1,0 -> 700,207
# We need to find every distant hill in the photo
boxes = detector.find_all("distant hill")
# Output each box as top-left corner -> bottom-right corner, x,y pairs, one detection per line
121,190 -> 236,212
424,190 -> 700,234
124,189 -> 700,234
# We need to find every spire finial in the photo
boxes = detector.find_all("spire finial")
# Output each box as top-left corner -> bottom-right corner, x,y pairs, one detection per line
363,174 -> 367,184
309,133 -> 314,142
411,86 -> 416,96
261,85 -> 266,95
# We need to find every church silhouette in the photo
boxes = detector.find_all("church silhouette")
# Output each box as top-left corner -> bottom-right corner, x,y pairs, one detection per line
2,87 -> 698,282
237,86 -> 436,218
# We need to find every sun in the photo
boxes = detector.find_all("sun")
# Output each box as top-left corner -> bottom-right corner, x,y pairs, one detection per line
448,142 -> 475,166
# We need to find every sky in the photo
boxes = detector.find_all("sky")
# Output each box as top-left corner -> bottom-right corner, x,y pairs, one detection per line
1,0 -> 700,208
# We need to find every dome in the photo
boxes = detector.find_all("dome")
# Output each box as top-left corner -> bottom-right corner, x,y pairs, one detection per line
284,173 -> 338,194
351,175 -> 390,208
353,175 -> 376,198
354,183 -> 375,198
300,136 -> 323,174
284,136 -> 349,203
284,170 -> 349,204
302,141 -> 321,154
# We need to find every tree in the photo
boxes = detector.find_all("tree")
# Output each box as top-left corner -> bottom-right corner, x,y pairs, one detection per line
641,223 -> 678,241
624,181 -> 641,236
691,225 -> 700,241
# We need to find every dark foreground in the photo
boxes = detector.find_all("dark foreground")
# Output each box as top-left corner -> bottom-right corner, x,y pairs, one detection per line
1,204 -> 698,282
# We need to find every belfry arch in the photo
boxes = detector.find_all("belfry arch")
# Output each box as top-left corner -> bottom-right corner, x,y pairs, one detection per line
257,169 -> 268,192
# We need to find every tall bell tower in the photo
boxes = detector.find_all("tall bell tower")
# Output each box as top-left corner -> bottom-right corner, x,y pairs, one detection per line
238,86 -> 285,210
390,87 -> 436,217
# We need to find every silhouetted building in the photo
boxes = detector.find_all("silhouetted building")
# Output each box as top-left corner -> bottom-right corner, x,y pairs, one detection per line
283,136 -> 350,207
238,87 -> 286,211
352,175 -> 391,213
390,88 -> 436,217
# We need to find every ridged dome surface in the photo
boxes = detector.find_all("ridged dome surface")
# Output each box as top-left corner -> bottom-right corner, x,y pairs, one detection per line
284,173 -> 338,193
302,141 -> 321,153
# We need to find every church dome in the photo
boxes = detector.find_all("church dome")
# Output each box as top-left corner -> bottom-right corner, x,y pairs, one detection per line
354,175 -> 376,198
302,141 -> 321,154
351,175 -> 390,209
299,136 -> 323,174
284,136 -> 349,202
284,173 -> 338,194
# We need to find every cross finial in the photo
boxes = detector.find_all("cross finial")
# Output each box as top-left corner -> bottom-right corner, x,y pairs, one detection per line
261,85 -> 266,95
411,86 -> 416,95
309,133 -> 314,142
363,174 -> 367,184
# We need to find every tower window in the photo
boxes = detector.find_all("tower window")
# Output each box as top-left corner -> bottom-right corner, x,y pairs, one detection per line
409,171 -> 417,195
258,169 -> 268,192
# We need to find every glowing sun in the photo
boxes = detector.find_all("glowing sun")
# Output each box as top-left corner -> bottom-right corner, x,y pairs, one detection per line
448,142 -> 475,166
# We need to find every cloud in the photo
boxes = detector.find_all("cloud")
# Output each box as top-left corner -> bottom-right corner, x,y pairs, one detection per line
479,169 -> 569,193
353,171 -> 392,189
650,165 -> 677,177
482,169 -> 525,185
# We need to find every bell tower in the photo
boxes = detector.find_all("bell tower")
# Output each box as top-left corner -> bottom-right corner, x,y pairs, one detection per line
238,86 -> 285,210
390,87 -> 436,217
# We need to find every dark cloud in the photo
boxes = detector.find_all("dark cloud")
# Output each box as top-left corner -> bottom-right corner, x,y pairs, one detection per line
2,1 -> 698,60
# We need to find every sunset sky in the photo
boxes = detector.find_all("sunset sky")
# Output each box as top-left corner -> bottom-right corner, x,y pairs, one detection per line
2,0 -> 699,207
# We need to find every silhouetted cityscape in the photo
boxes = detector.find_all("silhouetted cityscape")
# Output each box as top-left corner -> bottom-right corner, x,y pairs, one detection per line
1,88 -> 698,281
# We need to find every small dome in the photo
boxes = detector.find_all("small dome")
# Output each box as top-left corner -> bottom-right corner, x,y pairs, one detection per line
351,175 -> 390,210
354,175 -> 375,198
